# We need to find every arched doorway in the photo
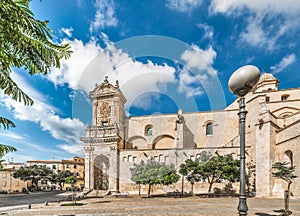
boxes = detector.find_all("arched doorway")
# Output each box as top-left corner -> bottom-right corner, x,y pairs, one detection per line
93,155 -> 109,190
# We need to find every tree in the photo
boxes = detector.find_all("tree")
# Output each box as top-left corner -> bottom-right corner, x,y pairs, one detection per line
0,144 -> 16,170
13,164 -> 53,190
197,154 -> 240,196
65,175 -> 77,204
0,0 -> 72,153
130,160 -> 180,197
49,170 -> 73,190
179,159 -> 201,195
179,151 -> 212,195
272,161 -> 297,216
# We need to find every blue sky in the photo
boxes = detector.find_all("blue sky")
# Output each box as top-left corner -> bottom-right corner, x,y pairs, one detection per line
1,0 -> 300,162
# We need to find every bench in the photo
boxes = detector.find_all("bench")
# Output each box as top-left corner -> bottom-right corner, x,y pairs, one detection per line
115,192 -> 129,198
167,191 -> 183,197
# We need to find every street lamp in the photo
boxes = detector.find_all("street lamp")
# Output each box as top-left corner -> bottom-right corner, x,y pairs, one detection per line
228,65 -> 260,216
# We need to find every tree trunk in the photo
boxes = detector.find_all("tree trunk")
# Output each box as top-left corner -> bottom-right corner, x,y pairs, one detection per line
34,179 -> 39,190
191,183 -> 194,196
181,175 -> 184,194
147,184 -> 151,198
138,184 -> 141,196
208,182 -> 213,197
285,181 -> 292,214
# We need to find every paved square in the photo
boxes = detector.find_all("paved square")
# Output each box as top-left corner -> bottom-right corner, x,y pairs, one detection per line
2,195 -> 300,216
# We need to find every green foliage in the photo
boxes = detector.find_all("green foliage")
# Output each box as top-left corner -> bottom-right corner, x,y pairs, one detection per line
179,159 -> 201,183
0,0 -> 72,106
272,162 -> 297,183
179,151 -> 212,194
13,164 -> 53,189
65,175 -> 77,185
179,154 -> 240,195
130,160 -> 180,196
49,170 -> 73,190
198,154 -> 240,194
60,203 -> 85,206
0,0 -> 72,155
65,175 -> 78,204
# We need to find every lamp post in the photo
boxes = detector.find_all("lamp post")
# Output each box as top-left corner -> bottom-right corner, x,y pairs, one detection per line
228,65 -> 260,216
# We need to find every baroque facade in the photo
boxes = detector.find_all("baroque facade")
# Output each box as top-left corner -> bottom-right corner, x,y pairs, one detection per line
81,74 -> 299,198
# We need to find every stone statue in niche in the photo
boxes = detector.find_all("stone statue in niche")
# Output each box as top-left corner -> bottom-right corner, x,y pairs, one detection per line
175,109 -> 184,130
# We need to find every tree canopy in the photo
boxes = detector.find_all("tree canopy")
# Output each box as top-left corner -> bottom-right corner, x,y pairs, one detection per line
0,0 -> 72,156
13,164 -> 53,190
197,154 -> 240,195
49,170 -> 73,190
130,160 -> 180,197
179,158 -> 202,195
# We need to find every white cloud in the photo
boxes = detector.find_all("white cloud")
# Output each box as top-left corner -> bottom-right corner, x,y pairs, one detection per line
181,45 -> 217,76
47,37 -> 176,111
57,144 -> 83,155
48,39 -> 103,92
210,0 -> 300,15
61,27 -> 74,37
197,23 -> 214,39
166,0 -> 203,12
89,0 -> 118,32
271,54 -> 296,75
0,131 -> 25,140
178,45 -> 218,97
0,73 -> 86,153
4,153 -> 35,163
210,0 -> 300,50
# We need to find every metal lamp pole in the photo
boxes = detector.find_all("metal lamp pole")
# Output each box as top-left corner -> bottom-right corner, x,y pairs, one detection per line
238,96 -> 248,215
228,65 -> 260,216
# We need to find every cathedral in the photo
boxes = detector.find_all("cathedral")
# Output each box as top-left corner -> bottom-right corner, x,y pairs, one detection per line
81,74 -> 299,198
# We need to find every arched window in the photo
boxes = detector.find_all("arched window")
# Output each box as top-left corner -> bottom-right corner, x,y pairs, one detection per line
144,124 -> 153,136
206,122 -> 213,135
285,150 -> 293,166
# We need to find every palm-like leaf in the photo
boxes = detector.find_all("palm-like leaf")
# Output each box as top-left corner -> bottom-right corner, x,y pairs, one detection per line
0,0 -> 72,105
0,117 -> 15,130
0,0 -> 72,158
0,144 -> 16,157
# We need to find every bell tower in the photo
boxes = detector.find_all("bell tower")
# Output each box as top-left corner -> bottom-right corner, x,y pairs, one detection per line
81,77 -> 126,193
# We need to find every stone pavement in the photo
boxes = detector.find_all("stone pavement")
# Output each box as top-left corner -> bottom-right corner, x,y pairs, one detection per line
0,195 -> 299,216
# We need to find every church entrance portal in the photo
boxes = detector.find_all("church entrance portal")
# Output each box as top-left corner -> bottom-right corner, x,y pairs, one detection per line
93,155 -> 109,190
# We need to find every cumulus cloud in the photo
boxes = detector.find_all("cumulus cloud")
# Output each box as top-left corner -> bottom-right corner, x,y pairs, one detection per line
197,23 -> 214,40
271,54 -> 297,75
166,0 -> 203,12
210,0 -> 300,15
0,72 -> 85,154
89,0 -> 118,32
178,45 -> 217,97
210,0 -> 300,50
47,37 -> 176,111
61,27 -> 74,37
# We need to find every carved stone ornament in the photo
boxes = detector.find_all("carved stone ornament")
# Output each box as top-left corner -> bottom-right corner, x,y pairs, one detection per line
96,102 -> 111,126
96,85 -> 116,96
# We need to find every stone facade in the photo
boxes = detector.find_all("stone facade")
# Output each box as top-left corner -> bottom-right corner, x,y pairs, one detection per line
81,74 -> 300,198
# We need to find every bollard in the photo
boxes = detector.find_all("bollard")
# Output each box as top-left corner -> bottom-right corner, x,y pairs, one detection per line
44,201 -> 48,206
28,204 -> 31,209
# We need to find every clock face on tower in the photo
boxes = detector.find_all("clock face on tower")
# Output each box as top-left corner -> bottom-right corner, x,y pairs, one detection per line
96,102 -> 112,126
